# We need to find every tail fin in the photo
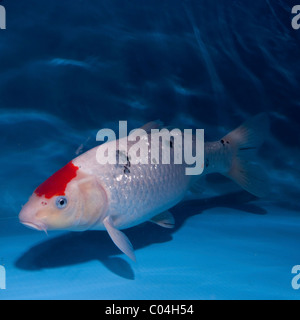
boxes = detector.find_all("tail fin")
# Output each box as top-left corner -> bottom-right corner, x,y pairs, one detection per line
222,113 -> 270,197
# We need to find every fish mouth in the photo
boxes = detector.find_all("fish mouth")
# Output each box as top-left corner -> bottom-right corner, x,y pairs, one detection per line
20,221 -> 48,234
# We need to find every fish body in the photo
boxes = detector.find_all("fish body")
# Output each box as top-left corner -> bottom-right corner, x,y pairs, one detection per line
19,114 -> 269,261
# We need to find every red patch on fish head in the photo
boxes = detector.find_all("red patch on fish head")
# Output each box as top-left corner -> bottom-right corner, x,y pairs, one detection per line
34,162 -> 79,199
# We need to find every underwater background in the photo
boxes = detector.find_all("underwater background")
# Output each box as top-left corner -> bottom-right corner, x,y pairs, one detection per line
1,0 -> 300,300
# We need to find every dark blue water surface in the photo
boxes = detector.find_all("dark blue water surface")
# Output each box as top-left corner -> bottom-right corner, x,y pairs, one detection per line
1,0 -> 300,300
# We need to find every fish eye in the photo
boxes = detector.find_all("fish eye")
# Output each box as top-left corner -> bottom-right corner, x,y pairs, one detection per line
55,196 -> 68,209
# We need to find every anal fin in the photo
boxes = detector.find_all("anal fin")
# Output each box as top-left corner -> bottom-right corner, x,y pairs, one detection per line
103,216 -> 136,262
150,211 -> 175,229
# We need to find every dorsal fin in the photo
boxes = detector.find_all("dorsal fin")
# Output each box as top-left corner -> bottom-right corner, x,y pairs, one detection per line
139,120 -> 164,134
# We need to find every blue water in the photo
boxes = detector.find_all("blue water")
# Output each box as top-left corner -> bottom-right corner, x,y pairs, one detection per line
1,0 -> 300,300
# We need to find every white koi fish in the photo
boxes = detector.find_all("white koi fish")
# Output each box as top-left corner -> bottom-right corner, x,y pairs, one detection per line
19,114 -> 269,261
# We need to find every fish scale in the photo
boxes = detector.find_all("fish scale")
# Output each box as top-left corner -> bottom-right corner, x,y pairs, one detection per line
74,139 -> 190,230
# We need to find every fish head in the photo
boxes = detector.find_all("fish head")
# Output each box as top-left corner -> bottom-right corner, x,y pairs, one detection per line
19,162 -> 108,232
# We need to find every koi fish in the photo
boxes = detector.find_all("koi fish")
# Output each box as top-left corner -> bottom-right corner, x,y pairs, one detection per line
19,114 -> 269,261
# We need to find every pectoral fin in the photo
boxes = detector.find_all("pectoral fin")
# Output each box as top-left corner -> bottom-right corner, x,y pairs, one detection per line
103,216 -> 136,262
150,211 -> 175,229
